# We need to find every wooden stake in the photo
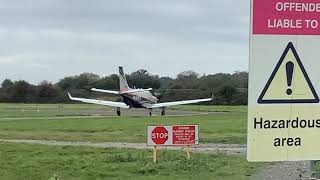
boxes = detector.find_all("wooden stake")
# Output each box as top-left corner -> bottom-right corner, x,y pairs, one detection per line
186,145 -> 190,160
153,146 -> 157,163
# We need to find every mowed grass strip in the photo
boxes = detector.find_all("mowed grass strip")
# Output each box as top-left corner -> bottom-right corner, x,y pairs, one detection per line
0,142 -> 262,180
0,112 -> 246,144
0,103 -> 113,118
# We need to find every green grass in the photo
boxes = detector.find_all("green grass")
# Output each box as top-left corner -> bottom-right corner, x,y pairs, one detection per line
0,103 -> 113,118
0,104 -> 261,179
0,103 -> 247,144
0,142 -> 261,180
312,162 -> 320,178
0,113 -> 247,144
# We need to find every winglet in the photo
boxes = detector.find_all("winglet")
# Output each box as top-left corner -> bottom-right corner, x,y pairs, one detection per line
68,92 -> 73,99
211,93 -> 214,100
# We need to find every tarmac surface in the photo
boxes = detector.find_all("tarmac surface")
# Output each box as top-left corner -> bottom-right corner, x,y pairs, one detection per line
1,108 -> 215,117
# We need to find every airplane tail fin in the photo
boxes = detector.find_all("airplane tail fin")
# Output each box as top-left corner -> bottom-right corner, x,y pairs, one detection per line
119,66 -> 130,91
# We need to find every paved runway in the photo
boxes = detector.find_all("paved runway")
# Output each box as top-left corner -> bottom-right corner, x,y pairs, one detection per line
74,108 -> 211,117
1,108 -> 217,118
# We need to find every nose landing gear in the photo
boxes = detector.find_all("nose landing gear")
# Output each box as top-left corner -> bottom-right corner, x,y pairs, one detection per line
116,107 -> 121,116
161,107 -> 166,116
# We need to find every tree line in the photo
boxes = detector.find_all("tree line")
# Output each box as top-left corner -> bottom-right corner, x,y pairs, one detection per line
0,69 -> 248,105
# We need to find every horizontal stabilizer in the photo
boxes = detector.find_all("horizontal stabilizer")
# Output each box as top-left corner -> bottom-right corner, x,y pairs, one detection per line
120,88 -> 152,94
68,92 -> 129,108
91,88 -> 119,94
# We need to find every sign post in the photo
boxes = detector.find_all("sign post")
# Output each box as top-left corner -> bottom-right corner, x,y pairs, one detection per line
147,125 -> 199,162
153,146 -> 157,163
248,0 -> 320,162
186,145 -> 191,160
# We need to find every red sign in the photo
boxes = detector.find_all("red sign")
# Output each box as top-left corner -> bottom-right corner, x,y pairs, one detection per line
253,0 -> 320,35
151,127 -> 168,145
147,125 -> 199,146
173,125 -> 196,144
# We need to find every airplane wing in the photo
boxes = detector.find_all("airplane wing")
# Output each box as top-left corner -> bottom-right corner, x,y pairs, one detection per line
68,93 -> 129,108
148,97 -> 213,109
91,88 -> 119,94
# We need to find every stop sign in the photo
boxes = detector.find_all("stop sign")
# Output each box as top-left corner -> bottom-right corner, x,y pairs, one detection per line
151,126 -> 168,145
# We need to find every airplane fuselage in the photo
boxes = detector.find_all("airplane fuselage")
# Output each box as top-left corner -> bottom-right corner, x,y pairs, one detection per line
120,91 -> 158,108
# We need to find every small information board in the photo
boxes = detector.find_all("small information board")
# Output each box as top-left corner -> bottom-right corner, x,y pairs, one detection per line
147,125 -> 199,146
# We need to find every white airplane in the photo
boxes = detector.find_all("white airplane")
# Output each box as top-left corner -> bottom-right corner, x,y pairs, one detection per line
68,67 -> 213,116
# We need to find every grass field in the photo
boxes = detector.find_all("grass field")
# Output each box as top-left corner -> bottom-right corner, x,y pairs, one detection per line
0,142 -> 262,180
0,103 -> 113,118
0,104 -> 247,144
0,103 -> 263,179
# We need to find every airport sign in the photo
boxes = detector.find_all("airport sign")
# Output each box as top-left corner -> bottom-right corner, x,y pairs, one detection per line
147,125 -> 199,146
248,0 -> 320,161
151,126 -> 169,145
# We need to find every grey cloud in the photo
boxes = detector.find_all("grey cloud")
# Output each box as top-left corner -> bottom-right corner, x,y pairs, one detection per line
0,0 -> 249,84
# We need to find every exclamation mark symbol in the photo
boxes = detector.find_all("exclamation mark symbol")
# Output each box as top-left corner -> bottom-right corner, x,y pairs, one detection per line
286,61 -> 294,95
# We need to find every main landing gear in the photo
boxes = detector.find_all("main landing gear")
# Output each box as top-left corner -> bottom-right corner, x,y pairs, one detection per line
148,108 -> 166,117
116,107 -> 121,116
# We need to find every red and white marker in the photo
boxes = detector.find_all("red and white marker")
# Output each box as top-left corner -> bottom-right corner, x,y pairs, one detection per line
147,125 -> 199,146
151,126 -> 169,145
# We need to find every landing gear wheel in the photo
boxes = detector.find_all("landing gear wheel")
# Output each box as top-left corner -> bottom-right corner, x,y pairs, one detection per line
116,107 -> 121,116
149,109 -> 152,117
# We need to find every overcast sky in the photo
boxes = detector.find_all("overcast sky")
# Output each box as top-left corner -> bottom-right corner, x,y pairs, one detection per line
0,0 -> 250,84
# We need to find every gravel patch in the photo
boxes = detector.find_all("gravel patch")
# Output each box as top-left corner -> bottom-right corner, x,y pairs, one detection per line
0,139 -> 245,154
251,161 -> 314,180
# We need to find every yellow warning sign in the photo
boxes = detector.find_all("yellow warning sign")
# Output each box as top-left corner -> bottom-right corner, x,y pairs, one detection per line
249,0 -> 320,162
258,42 -> 319,104
248,41 -> 320,162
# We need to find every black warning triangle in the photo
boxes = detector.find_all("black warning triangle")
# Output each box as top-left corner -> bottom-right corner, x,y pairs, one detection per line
258,42 -> 319,104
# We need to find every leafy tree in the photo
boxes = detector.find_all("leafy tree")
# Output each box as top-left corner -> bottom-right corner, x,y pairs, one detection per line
1,79 -> 13,89
75,73 -> 100,89
95,75 -> 118,90
10,81 -> 36,103
0,70 -> 248,104
127,69 -> 160,89
174,71 -> 200,89
57,76 -> 77,90
217,85 -> 238,104
37,81 -> 59,103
